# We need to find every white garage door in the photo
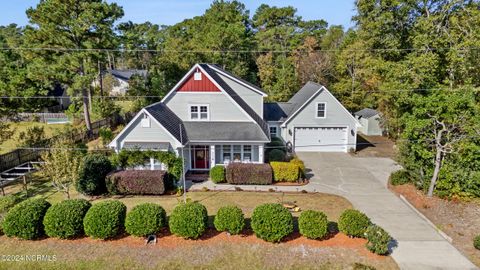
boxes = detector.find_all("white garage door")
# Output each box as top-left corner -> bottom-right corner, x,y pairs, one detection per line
294,127 -> 348,152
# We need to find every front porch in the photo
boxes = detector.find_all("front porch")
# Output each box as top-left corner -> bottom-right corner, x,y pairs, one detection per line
185,144 -> 265,171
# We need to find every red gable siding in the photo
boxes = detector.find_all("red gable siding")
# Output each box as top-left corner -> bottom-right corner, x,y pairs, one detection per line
177,70 -> 220,92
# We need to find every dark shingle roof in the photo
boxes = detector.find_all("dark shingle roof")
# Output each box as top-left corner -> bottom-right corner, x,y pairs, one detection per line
208,64 -> 267,95
354,108 -> 379,119
199,64 -> 270,140
107,69 -> 147,81
144,102 -> 188,143
288,81 -> 323,114
183,122 -> 269,142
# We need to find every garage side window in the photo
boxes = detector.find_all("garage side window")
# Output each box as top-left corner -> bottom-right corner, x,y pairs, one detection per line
316,102 -> 326,118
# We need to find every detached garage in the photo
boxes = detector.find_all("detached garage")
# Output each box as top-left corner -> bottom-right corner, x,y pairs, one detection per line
264,82 -> 361,153
294,127 -> 348,152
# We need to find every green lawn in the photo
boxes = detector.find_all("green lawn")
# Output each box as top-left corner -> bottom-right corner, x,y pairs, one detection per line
0,122 -> 68,154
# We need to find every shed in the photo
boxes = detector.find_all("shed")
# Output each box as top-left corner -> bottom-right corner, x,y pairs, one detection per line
354,108 -> 383,136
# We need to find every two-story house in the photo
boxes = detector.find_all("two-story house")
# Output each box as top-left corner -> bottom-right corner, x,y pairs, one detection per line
109,63 -> 359,172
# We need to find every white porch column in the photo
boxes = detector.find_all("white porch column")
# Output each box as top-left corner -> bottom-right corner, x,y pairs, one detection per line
210,145 -> 215,167
259,145 -> 264,163
150,157 -> 155,170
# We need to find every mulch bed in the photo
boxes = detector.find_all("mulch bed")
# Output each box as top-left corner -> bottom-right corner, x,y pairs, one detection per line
390,183 -> 480,267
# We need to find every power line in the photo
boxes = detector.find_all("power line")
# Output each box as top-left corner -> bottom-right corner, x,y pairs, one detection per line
0,46 -> 480,53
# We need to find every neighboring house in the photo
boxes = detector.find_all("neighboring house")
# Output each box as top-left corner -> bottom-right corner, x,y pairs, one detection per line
94,69 -> 148,96
108,64 -> 359,172
354,108 -> 383,136
264,82 -> 361,153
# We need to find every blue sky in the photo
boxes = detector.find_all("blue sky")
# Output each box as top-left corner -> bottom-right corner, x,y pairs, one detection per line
1,0 -> 356,28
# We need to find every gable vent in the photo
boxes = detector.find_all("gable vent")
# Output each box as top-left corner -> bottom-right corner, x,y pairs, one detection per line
194,72 -> 202,81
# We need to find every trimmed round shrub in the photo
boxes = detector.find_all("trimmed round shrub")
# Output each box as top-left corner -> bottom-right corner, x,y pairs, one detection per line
251,203 -> 293,242
389,169 -> 411,186
83,200 -> 126,239
214,205 -> 245,235
43,199 -> 91,239
365,225 -> 392,255
0,195 -> 18,234
169,202 -> 208,239
77,154 -> 113,196
298,210 -> 329,239
125,203 -> 166,237
338,209 -> 371,238
474,235 -> 480,250
268,149 -> 285,162
210,165 -> 225,184
2,198 -> 51,240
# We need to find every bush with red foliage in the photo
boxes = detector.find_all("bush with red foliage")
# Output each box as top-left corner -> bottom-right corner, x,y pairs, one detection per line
226,163 -> 272,185
106,170 -> 166,195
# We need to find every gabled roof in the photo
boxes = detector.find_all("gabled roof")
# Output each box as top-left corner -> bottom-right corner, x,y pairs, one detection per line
208,64 -> 267,96
107,69 -> 147,81
183,121 -> 269,142
144,102 -> 188,143
263,102 -> 294,122
287,81 -> 323,115
354,108 -> 380,119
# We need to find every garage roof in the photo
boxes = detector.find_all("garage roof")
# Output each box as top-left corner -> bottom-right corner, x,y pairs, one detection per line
354,108 -> 379,119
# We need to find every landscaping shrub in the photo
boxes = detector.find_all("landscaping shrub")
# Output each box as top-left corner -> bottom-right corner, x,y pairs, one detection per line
43,199 -> 91,239
298,210 -> 329,239
338,209 -> 371,238
83,200 -> 127,239
251,203 -> 293,242
290,158 -> 306,178
106,170 -> 166,195
389,169 -> 411,186
168,202 -> 208,239
270,136 -> 283,144
268,149 -> 285,162
214,205 -> 245,235
365,225 -> 392,255
210,165 -> 225,183
0,195 -> 18,234
2,198 -> 51,240
125,203 -> 166,237
474,235 -> 480,250
226,163 -> 272,185
270,162 -> 299,182
77,154 -> 113,195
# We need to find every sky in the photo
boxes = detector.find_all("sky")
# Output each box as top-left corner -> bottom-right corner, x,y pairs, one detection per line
0,0 -> 356,29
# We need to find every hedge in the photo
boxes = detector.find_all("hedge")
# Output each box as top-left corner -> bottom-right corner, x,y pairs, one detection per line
0,195 -> 18,234
2,198 -> 51,240
268,149 -> 285,162
214,205 -> 245,235
77,154 -> 113,196
43,199 -> 91,239
251,203 -> 293,242
365,225 -> 391,255
389,169 -> 412,186
290,158 -> 306,178
125,203 -> 167,237
338,209 -> 371,238
210,165 -> 225,183
298,210 -> 329,239
168,202 -> 208,239
271,162 -> 299,182
226,163 -> 272,185
83,200 -> 127,239
106,170 -> 166,195
474,235 -> 480,250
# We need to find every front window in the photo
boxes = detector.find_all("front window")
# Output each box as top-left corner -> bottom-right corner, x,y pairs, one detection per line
190,105 -> 209,120
222,145 -> 231,163
233,145 -> 242,162
216,145 -> 259,164
316,103 -> 326,118
243,145 -> 252,162
269,126 -> 277,137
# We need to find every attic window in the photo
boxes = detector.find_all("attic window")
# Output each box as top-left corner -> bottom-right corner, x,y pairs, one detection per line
194,72 -> 202,81
141,114 -> 151,128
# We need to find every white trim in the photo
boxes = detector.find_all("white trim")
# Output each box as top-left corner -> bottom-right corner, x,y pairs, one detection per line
174,91 -> 223,95
161,65 -> 200,102
143,109 -> 183,146
315,102 -> 327,119
188,140 -> 269,143
293,125 -> 349,153
269,125 -> 278,137
209,64 -> 268,97
188,104 -> 210,121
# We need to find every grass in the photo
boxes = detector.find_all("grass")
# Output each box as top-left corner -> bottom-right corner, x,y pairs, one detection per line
0,122 -> 68,154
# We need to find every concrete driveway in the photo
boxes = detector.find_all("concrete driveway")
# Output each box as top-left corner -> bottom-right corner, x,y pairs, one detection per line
297,152 -> 477,270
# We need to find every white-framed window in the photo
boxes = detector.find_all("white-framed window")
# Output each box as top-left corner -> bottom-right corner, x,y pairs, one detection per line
269,126 -> 278,137
216,145 -> 259,164
141,113 -> 150,128
316,102 -> 326,118
189,104 -> 209,120
243,145 -> 252,162
194,71 -> 202,80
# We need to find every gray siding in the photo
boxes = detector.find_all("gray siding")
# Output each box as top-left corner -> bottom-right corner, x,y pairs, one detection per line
164,92 -> 251,122
116,112 -> 180,150
282,90 -> 357,151
217,73 -> 264,117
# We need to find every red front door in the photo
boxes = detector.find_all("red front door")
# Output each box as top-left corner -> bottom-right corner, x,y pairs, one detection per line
193,148 -> 209,169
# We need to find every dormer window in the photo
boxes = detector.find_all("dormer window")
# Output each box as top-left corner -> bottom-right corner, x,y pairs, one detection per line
190,104 -> 209,120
